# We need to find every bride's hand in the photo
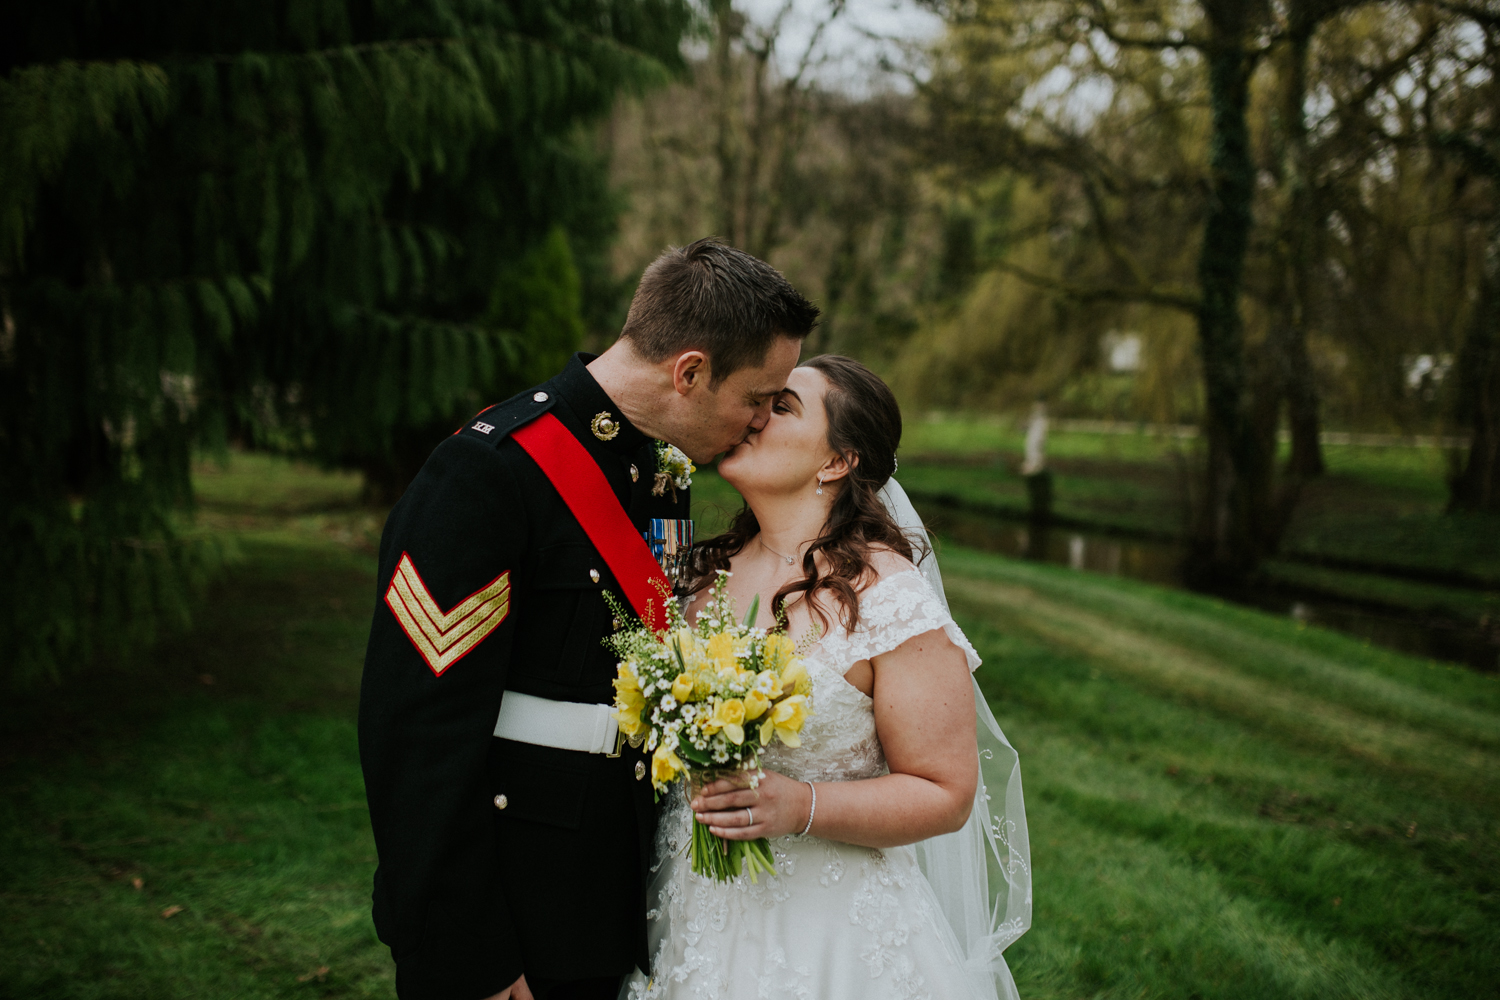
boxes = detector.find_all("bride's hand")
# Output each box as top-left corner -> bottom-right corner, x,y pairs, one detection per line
691,769 -> 813,840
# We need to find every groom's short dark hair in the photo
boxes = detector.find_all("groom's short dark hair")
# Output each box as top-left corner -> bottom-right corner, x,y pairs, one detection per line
619,238 -> 819,384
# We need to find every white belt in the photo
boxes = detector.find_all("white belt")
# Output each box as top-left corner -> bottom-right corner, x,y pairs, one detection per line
493,691 -> 622,755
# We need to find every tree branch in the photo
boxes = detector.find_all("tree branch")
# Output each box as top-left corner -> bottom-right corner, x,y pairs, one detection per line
993,258 -> 1201,313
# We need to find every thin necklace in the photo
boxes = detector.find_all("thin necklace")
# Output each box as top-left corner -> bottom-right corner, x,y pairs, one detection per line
760,536 -> 801,566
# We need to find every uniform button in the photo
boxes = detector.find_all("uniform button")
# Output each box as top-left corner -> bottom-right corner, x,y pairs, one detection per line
630,464 -> 639,482
533,391 -> 548,402
589,569 -> 600,583
493,794 -> 508,810
635,761 -> 646,781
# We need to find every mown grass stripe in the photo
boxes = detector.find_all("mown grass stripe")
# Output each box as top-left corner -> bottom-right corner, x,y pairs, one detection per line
951,576 -> 1498,798
943,548 -> 1500,738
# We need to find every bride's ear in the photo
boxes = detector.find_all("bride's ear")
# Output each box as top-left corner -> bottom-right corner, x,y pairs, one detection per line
819,452 -> 857,484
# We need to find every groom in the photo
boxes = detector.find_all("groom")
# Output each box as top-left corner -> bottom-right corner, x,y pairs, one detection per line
359,238 -> 819,1000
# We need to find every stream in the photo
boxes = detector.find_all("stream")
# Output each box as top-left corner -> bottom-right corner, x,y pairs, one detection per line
916,502 -> 1500,673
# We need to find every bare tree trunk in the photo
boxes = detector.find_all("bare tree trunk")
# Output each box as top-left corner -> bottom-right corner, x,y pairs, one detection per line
1451,220 -> 1500,510
1244,8 -> 1327,560
1188,2 -> 1261,584
712,0 -> 742,246
1276,18 -> 1327,481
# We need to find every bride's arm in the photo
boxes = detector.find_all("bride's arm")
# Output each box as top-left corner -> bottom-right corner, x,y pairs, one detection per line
692,628 -> 978,849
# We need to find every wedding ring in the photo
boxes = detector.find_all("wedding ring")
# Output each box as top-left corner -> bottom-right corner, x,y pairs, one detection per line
745,807 -> 754,827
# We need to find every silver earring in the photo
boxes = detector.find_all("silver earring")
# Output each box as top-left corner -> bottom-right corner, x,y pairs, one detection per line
816,475 -> 824,496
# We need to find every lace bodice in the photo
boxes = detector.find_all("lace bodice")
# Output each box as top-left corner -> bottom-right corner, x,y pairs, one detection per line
760,568 -> 981,784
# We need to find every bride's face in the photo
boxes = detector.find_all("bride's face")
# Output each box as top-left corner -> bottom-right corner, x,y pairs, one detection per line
717,366 -> 836,497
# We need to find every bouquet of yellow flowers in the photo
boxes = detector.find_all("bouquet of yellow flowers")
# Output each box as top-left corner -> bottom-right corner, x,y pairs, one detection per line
606,571 -> 813,882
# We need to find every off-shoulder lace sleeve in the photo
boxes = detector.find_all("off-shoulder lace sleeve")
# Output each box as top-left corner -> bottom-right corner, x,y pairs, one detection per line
821,568 -> 982,674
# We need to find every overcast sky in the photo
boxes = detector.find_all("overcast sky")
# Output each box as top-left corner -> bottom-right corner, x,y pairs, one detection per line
730,0 -> 946,91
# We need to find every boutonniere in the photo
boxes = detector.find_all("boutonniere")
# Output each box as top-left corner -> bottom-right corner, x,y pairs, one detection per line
653,441 -> 695,499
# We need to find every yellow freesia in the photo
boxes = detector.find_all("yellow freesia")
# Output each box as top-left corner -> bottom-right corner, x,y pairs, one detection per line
763,633 -> 796,671
743,689 -> 770,721
651,743 -> 683,787
771,694 -> 809,747
709,698 -> 746,745
779,660 -> 811,697
671,672 -> 695,703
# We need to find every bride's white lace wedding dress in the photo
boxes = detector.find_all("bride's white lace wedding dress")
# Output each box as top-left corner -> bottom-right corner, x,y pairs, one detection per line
622,568 -> 1007,1000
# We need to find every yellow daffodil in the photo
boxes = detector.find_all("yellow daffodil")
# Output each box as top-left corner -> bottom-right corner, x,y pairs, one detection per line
708,698 -> 746,745
779,660 -> 811,697
671,629 -> 706,670
706,632 -> 738,671
763,633 -> 796,671
770,694 -> 809,747
613,665 -> 647,737
670,672 -> 695,703
651,743 -> 683,787
615,662 -> 640,692
743,689 -> 770,721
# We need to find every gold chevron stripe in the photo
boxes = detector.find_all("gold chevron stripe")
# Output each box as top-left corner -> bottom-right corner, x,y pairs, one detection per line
384,553 -> 510,676
394,554 -> 509,631
391,570 -> 508,654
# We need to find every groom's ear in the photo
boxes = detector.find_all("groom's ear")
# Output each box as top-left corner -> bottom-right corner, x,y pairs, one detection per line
672,350 -> 711,394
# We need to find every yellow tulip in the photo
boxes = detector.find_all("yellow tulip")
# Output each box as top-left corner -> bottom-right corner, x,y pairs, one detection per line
671,672 -> 695,703
651,743 -> 683,787
743,689 -> 770,721
708,698 -> 746,745
779,660 -> 811,697
614,663 -> 640,692
763,633 -> 796,671
771,694 -> 809,747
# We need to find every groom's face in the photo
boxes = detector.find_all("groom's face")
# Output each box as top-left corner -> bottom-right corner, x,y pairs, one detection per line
675,335 -> 802,463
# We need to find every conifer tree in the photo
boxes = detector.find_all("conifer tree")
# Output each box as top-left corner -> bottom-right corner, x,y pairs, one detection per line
0,0 -> 690,685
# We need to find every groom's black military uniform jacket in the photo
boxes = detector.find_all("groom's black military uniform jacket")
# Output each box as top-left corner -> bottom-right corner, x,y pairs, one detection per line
359,354 -> 690,999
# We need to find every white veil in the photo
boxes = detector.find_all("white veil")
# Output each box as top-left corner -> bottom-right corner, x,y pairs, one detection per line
878,478 -> 1032,1000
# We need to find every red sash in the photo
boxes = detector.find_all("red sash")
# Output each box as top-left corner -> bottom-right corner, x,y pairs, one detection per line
512,413 -> 673,632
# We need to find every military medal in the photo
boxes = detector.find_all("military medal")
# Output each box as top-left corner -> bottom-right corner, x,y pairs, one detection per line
644,518 -> 694,585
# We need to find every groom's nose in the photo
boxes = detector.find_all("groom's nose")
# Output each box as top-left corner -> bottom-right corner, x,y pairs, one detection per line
747,401 -> 772,432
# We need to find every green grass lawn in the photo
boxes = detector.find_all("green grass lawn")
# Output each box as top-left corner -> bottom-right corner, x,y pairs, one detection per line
2,454 -> 1496,998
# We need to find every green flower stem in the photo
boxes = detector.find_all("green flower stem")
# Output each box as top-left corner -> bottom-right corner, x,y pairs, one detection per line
689,815 -> 776,883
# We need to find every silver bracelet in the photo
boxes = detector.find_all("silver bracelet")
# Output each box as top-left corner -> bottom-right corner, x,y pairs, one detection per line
800,781 -> 817,836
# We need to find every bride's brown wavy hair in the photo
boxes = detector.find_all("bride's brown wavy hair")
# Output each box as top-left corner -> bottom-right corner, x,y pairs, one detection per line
683,354 -> 924,633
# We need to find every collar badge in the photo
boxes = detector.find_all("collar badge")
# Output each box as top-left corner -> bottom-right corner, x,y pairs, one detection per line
591,411 -> 620,441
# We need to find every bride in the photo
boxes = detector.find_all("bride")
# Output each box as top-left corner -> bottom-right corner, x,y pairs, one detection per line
623,355 -> 1031,1000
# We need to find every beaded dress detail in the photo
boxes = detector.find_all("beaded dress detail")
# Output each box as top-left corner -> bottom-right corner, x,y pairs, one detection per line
622,569 -> 997,1000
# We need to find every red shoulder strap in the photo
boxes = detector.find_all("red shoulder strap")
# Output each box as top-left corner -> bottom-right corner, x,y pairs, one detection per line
512,412 -> 672,631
